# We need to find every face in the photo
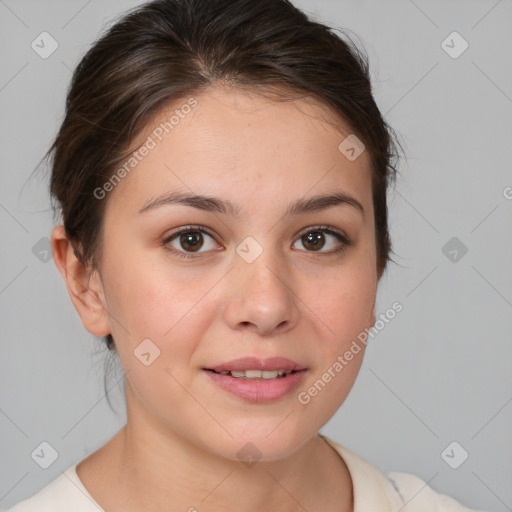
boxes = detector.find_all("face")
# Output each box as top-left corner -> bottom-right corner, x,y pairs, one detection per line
80,86 -> 379,461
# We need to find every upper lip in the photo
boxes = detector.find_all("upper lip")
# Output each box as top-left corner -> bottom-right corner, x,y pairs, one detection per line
205,357 -> 307,372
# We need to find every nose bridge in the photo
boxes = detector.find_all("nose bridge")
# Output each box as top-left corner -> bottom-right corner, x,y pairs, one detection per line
223,235 -> 299,335
236,235 -> 291,304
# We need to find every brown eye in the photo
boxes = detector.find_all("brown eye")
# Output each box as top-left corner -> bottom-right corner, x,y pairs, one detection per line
292,226 -> 350,255
163,226 -> 219,258
179,231 -> 204,252
301,231 -> 326,251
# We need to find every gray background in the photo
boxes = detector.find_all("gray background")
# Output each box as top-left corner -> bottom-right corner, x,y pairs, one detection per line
1,0 -> 511,510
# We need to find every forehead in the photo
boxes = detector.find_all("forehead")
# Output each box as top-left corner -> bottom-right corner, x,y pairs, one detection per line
105,86 -> 373,216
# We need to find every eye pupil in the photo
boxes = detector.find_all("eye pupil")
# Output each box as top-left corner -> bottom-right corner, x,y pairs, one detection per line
303,231 -> 325,251
181,231 -> 203,251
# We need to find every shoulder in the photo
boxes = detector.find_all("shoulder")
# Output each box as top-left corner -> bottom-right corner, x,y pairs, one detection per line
6,464 -> 103,512
318,434 -> 488,512
386,471 -> 488,512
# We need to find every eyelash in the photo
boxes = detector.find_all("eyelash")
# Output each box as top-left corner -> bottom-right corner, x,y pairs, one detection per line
162,225 -> 352,260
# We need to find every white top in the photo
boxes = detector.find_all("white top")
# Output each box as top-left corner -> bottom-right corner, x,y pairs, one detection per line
7,434 -> 487,511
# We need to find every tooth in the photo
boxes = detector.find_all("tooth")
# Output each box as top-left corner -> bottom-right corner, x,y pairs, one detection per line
224,369 -> 291,379
244,370 -> 262,378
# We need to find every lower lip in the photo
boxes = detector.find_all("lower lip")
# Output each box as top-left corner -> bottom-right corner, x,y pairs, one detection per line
202,369 -> 308,403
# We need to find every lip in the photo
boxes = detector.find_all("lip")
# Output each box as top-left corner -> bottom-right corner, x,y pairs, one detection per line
203,368 -> 308,403
202,356 -> 309,403
205,356 -> 307,373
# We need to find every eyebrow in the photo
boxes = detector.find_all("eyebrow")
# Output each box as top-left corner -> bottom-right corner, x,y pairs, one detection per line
138,190 -> 365,218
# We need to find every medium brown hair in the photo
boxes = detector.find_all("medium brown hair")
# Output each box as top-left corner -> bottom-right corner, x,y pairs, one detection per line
47,0 -> 402,356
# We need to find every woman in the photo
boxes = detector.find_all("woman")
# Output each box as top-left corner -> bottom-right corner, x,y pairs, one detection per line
8,0 -> 487,510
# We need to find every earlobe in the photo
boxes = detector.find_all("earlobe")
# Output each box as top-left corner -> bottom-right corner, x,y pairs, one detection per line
50,225 -> 111,337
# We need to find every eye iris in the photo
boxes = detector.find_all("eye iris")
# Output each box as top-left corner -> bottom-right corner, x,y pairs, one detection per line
181,231 -> 203,251
303,231 -> 324,251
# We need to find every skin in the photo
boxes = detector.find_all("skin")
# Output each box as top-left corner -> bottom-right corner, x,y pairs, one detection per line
51,85 -> 384,512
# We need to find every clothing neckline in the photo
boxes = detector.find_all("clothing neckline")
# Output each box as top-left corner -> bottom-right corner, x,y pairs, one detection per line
63,464 -> 104,510
318,433 -> 394,511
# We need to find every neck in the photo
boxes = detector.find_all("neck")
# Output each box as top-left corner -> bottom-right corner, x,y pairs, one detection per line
78,389 -> 353,512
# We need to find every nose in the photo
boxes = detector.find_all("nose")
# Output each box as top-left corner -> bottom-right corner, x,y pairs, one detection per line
222,247 -> 300,336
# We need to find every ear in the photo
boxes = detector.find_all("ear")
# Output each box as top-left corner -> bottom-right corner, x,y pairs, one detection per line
369,258 -> 386,326
369,297 -> 376,327
50,225 -> 111,337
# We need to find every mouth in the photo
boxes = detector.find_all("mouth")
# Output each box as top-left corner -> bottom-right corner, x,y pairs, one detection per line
203,368 -> 302,380
201,356 -> 308,402
204,356 -> 307,374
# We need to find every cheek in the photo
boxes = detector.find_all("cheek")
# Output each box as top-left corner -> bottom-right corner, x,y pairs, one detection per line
308,260 -> 377,344
293,263 -> 376,421
104,264 -> 213,410
102,250 -> 221,358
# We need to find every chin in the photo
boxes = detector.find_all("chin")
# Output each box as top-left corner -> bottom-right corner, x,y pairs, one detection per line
200,427 -> 313,464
